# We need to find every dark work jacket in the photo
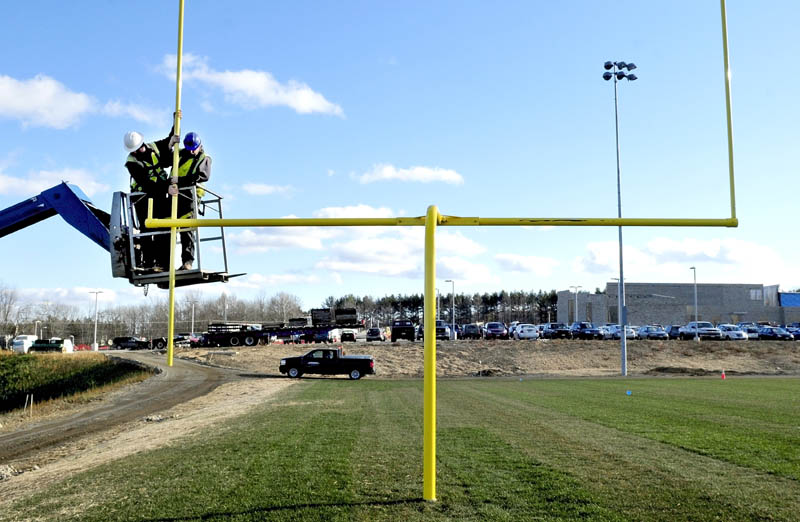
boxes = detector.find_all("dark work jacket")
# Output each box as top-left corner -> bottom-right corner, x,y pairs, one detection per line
125,133 -> 175,195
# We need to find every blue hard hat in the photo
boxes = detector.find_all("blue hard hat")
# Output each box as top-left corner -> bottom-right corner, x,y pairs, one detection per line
183,132 -> 201,151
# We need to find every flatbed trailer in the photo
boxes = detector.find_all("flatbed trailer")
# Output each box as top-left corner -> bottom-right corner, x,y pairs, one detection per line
201,322 -> 362,346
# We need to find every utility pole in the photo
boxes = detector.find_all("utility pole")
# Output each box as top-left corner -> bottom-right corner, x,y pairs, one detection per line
89,291 -> 103,351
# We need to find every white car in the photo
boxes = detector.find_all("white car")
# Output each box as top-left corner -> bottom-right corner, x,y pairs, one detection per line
718,324 -> 747,341
12,334 -> 38,354
742,326 -> 760,340
607,324 -> 636,340
514,324 -> 539,340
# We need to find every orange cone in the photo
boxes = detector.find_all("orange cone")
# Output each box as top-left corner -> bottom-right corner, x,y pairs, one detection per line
721,369 -> 726,380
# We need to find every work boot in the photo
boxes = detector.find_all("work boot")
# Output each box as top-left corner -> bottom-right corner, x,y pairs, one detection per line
179,261 -> 193,270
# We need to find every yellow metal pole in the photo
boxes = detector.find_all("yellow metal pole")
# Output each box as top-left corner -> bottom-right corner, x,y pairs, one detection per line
149,216 -> 738,229
423,205 -> 439,502
720,0 -> 737,220
166,0 -> 185,367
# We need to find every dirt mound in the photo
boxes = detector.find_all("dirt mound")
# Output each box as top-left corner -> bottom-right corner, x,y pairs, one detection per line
175,338 -> 800,378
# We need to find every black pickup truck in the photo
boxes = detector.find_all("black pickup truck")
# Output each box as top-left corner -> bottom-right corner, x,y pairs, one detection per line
279,347 -> 375,380
391,319 -> 416,342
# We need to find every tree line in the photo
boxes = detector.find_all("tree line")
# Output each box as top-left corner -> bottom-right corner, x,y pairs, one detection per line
0,282 -> 557,346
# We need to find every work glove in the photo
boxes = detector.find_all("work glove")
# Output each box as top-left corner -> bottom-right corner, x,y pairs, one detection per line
168,135 -> 180,149
170,176 -> 178,185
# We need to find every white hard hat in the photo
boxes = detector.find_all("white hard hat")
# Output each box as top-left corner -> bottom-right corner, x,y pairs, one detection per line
123,131 -> 144,152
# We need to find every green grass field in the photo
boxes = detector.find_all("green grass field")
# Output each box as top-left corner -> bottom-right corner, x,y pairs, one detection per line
6,377 -> 799,521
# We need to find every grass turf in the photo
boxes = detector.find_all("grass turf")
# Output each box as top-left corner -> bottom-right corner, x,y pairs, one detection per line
0,351 -> 151,412
6,377 -> 799,521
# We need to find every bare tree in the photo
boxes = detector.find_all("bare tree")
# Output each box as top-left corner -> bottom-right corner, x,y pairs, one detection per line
0,282 -> 19,334
266,292 -> 303,323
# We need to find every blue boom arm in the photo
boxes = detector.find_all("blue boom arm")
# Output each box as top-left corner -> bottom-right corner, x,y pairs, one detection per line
0,182 -> 110,251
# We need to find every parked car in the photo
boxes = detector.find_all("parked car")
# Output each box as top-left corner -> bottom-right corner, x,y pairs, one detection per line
742,326 -> 760,340
365,327 -> 386,342
606,324 -> 635,340
784,322 -> 800,339
341,330 -> 357,342
514,324 -> 539,340
462,323 -> 482,340
757,326 -> 793,341
569,322 -> 603,340
717,324 -> 747,341
111,336 -> 152,350
542,322 -> 571,339
30,337 -> 74,353
508,321 -> 521,339
679,322 -> 722,340
391,319 -> 416,342
665,325 -> 682,340
637,325 -> 668,340
484,322 -> 509,340
11,334 -> 38,354
417,320 -> 451,341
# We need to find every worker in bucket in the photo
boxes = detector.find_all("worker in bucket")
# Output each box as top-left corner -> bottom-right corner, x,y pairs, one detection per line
168,131 -> 212,271
123,116 -> 180,272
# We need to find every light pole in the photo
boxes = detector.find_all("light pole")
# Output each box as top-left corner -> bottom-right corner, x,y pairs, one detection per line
89,290 -> 103,351
190,300 -> 196,336
569,286 -> 582,323
34,320 -> 41,339
436,288 -> 440,320
690,266 -> 699,341
445,279 -> 455,339
604,60 -> 637,377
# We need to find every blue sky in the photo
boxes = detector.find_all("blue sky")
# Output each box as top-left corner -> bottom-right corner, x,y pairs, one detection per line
1,1 -> 798,314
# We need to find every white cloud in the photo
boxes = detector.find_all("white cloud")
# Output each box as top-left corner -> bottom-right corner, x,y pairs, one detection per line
229,272 -> 320,290
161,54 -> 343,116
242,183 -> 292,196
18,286 -> 119,306
437,231 -> 486,257
357,164 -> 464,185
494,253 -> 560,277
0,168 -> 109,197
572,237 -> 797,288
0,74 -> 171,129
439,256 -> 499,285
228,227 -> 338,254
312,204 -> 395,219
102,100 -> 168,127
0,74 -> 94,128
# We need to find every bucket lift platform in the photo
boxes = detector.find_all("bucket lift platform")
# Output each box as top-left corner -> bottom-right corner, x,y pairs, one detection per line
111,188 -> 244,289
0,182 -> 242,290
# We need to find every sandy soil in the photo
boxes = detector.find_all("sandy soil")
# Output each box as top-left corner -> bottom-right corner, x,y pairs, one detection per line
1,338 -> 798,511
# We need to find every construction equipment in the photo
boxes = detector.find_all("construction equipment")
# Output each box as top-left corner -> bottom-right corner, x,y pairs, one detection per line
0,182 -> 242,290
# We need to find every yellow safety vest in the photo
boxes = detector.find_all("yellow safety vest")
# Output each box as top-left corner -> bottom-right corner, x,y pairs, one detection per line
127,142 -> 166,192
177,151 -> 207,218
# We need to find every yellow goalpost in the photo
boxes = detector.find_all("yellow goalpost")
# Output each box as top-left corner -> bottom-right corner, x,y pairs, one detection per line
150,0 -> 737,502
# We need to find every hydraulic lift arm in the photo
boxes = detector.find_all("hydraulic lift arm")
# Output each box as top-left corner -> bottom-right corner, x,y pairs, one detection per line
0,182 -> 110,251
